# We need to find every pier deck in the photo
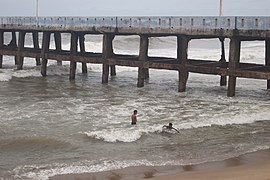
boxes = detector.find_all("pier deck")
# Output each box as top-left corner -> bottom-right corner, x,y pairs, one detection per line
0,16 -> 270,96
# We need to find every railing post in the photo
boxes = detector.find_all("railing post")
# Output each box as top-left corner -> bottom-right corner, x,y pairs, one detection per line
41,32 -> 51,77
0,31 -> 3,68
102,33 -> 114,84
54,32 -> 62,66
32,31 -> 41,66
177,35 -> 189,92
79,33 -> 87,74
266,38 -> 270,89
70,32 -> 78,80
227,37 -> 241,97
16,31 -> 26,70
137,35 -> 149,87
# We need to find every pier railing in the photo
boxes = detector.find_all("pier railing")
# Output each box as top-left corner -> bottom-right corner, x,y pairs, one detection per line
0,16 -> 269,33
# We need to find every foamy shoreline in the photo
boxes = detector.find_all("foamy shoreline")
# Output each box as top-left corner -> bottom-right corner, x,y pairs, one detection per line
49,148 -> 270,180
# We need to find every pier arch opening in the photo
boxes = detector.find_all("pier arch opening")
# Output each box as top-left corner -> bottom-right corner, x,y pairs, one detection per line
240,40 -> 265,65
188,38 -> 229,61
113,35 -> 140,56
148,36 -> 177,58
3,31 -> 18,47
84,34 -> 103,53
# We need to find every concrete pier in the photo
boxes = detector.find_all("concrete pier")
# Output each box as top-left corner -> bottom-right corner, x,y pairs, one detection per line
54,32 -> 62,66
16,31 -> 26,70
177,36 -> 190,92
0,16 -> 270,97
227,38 -> 241,97
32,31 -> 41,66
41,32 -> 50,77
0,30 -> 3,68
266,38 -> 270,89
79,34 -> 88,74
102,34 -> 114,84
137,35 -> 149,88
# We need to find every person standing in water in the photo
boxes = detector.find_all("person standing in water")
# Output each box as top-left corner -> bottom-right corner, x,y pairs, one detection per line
131,110 -> 138,125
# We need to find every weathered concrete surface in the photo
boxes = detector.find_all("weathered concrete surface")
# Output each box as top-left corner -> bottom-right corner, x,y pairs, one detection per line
0,16 -> 270,38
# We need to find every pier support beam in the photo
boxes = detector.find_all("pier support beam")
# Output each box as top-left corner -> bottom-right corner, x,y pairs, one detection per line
41,32 -> 51,77
109,38 -> 116,77
16,31 -> 26,70
79,34 -> 87,74
177,36 -> 189,92
54,32 -> 62,66
0,31 -> 3,68
266,38 -> 270,89
9,31 -> 18,65
102,34 -> 114,84
227,38 -> 241,97
219,37 -> 227,86
32,31 -> 41,66
110,65 -> 116,76
70,32 -> 78,80
137,35 -> 149,87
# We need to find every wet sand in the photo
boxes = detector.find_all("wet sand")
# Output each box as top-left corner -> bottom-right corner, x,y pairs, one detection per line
49,149 -> 270,180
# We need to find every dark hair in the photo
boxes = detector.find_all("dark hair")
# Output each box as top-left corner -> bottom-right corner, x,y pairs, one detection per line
169,123 -> 172,126
134,110 -> 137,113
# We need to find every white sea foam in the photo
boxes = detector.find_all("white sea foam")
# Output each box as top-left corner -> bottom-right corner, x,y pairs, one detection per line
15,159 -> 177,180
0,63 -> 73,81
84,110 -> 270,143
178,113 -> 270,130
46,64 -> 71,76
0,69 -> 13,81
0,67 -> 43,81
84,125 -> 161,142
12,68 -> 41,78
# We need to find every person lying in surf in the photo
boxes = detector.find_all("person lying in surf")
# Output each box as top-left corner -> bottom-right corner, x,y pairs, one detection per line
163,123 -> 179,133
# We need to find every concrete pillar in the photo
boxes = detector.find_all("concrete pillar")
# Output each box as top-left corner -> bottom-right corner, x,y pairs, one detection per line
16,31 -> 26,70
0,31 -> 3,68
54,32 -> 62,66
227,38 -> 241,97
32,31 -> 41,66
109,37 -> 116,77
41,32 -> 51,77
266,39 -> 270,89
70,32 -> 78,80
102,34 -> 114,84
79,34 -> 87,74
110,65 -> 116,76
145,68 -> 149,79
9,31 -> 18,65
177,36 -> 189,92
137,35 -> 149,87
219,37 -> 227,86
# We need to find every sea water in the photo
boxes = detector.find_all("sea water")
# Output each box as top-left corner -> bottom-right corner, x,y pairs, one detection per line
0,34 -> 270,180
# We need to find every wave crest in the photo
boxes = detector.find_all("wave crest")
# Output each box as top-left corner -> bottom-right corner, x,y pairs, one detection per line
83,126 -> 161,143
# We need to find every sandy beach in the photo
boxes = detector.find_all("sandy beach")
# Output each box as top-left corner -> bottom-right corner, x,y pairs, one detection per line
50,149 -> 270,180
